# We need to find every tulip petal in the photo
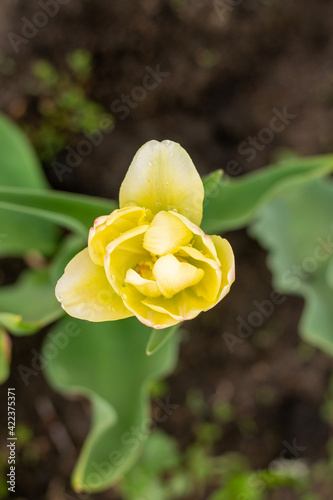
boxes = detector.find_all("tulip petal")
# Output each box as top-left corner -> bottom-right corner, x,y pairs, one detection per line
171,212 -> 218,260
125,269 -> 161,298
89,206 -> 151,266
119,140 -> 204,225
121,284 -> 180,329
55,248 -> 132,322
143,211 -> 193,256
207,236 -> 235,307
177,246 -> 221,302
153,254 -> 204,299
142,288 -> 209,321
104,225 -> 150,294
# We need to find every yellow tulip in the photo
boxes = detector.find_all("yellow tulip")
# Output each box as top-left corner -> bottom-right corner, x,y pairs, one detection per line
56,140 -> 235,329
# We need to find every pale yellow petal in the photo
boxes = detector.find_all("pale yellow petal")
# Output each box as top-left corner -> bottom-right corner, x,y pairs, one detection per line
124,269 -> 161,298
142,288 -> 209,321
121,284 -> 180,329
171,212 -> 218,260
204,236 -> 235,309
104,225 -> 150,294
153,254 -> 204,299
119,140 -> 204,225
88,206 -> 151,266
143,211 -> 193,256
55,248 -> 132,322
177,246 -> 221,302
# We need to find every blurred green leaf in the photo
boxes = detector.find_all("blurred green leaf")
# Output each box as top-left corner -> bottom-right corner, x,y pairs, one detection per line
249,177 -> 333,355
44,316 -> 179,493
0,112 -> 59,256
0,186 -> 116,256
66,49 -> 92,81
0,328 -> 11,383
0,112 -> 48,188
146,324 -> 181,355
139,430 -> 180,475
0,269 -> 62,335
203,169 -> 223,205
33,60 -> 59,87
0,208 -> 58,258
0,186 -> 117,234
209,472 -> 265,500
118,430 -> 182,500
202,155 -> 333,234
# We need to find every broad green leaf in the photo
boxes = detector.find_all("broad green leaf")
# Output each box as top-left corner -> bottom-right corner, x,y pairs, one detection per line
203,170 -> 223,206
0,269 -> 63,335
0,234 -> 84,336
249,177 -> 333,355
0,113 -> 59,256
146,324 -> 181,355
299,277 -> 333,357
0,188 -> 116,256
0,112 -> 48,188
0,209 -> 58,257
0,328 -> 11,384
44,317 -> 179,493
201,155 -> 333,234
0,186 -> 117,232
326,257 -> 333,289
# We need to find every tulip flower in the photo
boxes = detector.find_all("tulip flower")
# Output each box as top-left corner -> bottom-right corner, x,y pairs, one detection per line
56,140 -> 235,329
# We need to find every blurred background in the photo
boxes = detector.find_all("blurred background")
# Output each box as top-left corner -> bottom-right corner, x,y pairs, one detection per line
1,0 -> 333,499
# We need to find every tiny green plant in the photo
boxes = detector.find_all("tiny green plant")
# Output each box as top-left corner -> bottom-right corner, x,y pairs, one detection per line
21,49 -> 113,162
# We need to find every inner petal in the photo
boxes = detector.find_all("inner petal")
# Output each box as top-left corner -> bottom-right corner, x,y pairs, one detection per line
143,211 -> 193,256
153,253 -> 204,299
104,225 -> 149,293
89,206 -> 152,266
125,268 -> 161,298
177,246 -> 221,302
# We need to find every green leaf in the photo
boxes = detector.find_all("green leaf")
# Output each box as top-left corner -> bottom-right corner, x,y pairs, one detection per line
44,317 -> 179,493
0,187 -> 116,256
0,328 -> 11,384
0,208 -> 58,257
249,177 -> 333,355
0,112 -> 48,188
0,186 -> 117,232
118,430 -> 182,500
0,113 -> 59,256
203,170 -> 223,207
146,324 -> 181,355
209,472 -> 265,500
201,155 -> 333,234
0,269 -> 63,335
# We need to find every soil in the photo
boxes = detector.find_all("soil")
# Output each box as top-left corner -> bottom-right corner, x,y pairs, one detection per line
1,1 -> 333,499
